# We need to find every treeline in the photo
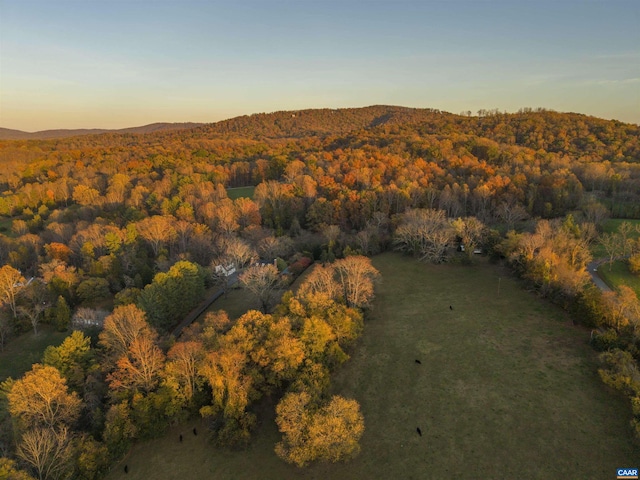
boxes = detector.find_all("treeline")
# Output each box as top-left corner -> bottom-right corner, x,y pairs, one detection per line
0,256 -> 378,478
496,217 -> 640,438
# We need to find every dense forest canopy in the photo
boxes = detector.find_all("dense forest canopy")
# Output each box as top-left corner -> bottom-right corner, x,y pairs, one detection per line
1,106 -> 639,231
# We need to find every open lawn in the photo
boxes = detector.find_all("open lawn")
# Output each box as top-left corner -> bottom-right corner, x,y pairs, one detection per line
0,217 -> 15,237
598,259 -> 640,297
195,263 -> 316,324
226,186 -> 255,200
202,284 -> 261,321
107,253 -> 638,480
592,218 -> 640,258
601,218 -> 640,234
0,325 -> 69,381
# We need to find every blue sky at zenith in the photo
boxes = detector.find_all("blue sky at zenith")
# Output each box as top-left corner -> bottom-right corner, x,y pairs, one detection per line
1,0 -> 638,130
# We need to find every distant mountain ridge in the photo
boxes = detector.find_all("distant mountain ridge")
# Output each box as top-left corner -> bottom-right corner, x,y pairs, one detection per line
2,106 -> 638,159
0,122 -> 204,140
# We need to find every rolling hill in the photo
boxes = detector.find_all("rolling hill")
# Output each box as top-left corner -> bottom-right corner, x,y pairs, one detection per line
0,122 -> 204,140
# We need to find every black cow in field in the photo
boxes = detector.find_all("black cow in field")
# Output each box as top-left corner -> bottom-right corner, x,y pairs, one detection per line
179,434 -> 183,442
416,427 -> 422,436
193,427 -> 198,436
124,465 -> 128,474
415,359 -> 422,364
449,305 -> 453,310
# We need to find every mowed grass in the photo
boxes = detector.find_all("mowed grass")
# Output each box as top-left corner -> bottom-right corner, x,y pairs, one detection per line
0,217 -> 13,236
226,186 -> 255,200
203,285 -> 261,321
591,218 -> 640,258
106,253 -> 638,480
0,325 -> 69,381
601,218 -> 640,235
598,260 -> 640,297
196,264 -> 317,324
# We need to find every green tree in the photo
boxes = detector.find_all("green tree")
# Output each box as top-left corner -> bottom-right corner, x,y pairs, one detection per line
76,278 -> 110,304
43,331 -> 93,391
137,261 -> 205,330
54,296 -> 71,332
0,457 -> 36,480
102,402 -> 137,458
0,308 -> 11,351
75,435 -> 110,480
629,253 -> 640,275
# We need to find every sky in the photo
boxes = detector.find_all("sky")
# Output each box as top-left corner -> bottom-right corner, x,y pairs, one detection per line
1,0 -> 639,131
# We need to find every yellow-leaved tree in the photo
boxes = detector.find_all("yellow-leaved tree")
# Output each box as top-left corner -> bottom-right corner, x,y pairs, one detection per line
7,364 -> 81,430
275,391 -> 364,467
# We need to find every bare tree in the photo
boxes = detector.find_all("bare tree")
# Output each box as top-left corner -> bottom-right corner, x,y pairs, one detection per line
217,236 -> 257,270
239,264 -> 284,313
99,304 -> 155,359
393,209 -> 454,263
333,256 -> 380,309
17,427 -> 74,480
107,335 -> 166,393
212,237 -> 257,294
136,215 -> 176,257
18,280 -> 48,335
298,264 -> 341,302
618,221 -> 635,256
496,200 -> 529,230
323,225 -> 341,251
580,201 -> 609,227
258,236 -> 294,261
600,232 -> 623,271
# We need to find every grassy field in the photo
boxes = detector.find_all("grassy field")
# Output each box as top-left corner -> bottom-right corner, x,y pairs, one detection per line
0,216 -> 15,237
202,284 -> 261,321
601,218 -> 640,235
107,253 -> 638,480
591,218 -> 640,258
195,263 -> 317,324
226,186 -> 255,200
0,325 -> 69,381
598,259 -> 640,297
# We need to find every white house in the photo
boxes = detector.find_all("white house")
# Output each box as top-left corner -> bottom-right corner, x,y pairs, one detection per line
214,264 -> 236,277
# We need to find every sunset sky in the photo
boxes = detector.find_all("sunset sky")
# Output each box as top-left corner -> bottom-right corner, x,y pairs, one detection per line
1,0 -> 639,131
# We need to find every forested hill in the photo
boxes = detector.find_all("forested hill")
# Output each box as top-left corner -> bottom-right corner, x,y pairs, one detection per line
192,105 -> 449,139
175,105 -> 640,161
1,105 -> 640,222
3,106 -> 639,163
